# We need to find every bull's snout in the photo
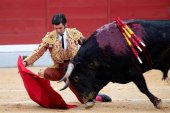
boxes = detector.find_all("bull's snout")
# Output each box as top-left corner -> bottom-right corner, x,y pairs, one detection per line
85,101 -> 95,109
80,92 -> 97,108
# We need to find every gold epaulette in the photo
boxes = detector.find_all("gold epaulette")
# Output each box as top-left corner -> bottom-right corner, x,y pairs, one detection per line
42,30 -> 57,45
67,28 -> 83,41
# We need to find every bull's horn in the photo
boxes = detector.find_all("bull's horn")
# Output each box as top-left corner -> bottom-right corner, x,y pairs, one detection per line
58,63 -> 74,83
57,76 -> 66,83
58,63 -> 74,90
59,78 -> 70,91
65,62 -> 75,76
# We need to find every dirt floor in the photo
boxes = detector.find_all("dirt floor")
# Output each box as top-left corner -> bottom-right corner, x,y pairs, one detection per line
0,67 -> 170,113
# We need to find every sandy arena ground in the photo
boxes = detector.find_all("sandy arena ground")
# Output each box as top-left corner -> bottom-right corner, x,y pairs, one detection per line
0,67 -> 170,113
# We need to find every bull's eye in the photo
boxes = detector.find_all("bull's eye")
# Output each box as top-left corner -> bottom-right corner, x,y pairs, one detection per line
94,83 -> 99,89
73,76 -> 79,83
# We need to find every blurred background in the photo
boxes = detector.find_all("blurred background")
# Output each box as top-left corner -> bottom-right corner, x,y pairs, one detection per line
0,0 -> 169,67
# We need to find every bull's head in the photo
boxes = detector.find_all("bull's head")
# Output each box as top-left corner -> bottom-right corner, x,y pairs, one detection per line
58,59 -> 109,104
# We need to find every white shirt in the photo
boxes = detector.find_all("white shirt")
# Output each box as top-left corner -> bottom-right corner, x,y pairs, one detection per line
58,30 -> 67,50
58,29 -> 81,50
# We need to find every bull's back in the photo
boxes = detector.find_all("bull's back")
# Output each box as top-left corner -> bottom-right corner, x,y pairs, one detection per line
131,20 -> 170,60
95,20 -> 170,58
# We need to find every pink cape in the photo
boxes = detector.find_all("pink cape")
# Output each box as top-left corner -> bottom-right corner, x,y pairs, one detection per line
17,56 -> 77,109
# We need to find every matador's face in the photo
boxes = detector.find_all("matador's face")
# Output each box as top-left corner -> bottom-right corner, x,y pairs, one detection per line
53,23 -> 66,35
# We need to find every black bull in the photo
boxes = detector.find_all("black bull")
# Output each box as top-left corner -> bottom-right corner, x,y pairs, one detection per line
61,20 -> 170,108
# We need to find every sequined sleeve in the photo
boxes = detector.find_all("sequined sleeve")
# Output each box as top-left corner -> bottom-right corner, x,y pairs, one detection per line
23,33 -> 54,66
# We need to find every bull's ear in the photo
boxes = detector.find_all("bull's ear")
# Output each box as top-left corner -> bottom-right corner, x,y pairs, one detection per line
88,60 -> 100,70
